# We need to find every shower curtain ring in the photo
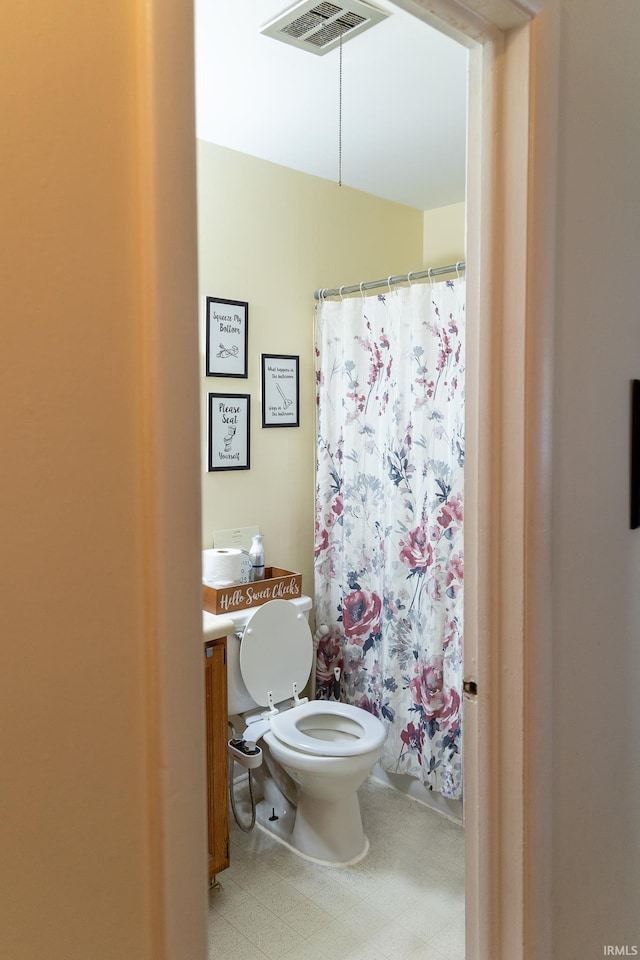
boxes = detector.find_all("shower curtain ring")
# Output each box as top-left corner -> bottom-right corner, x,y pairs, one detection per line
339,285 -> 345,300
387,276 -> 393,292
407,271 -> 413,286
428,268 -> 434,285
359,282 -> 365,300
455,261 -> 462,278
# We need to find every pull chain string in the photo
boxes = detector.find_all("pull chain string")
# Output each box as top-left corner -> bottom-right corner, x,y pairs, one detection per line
338,27 -> 343,187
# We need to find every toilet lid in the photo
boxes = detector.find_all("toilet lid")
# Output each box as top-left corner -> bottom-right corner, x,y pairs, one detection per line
269,700 -> 387,757
239,599 -> 313,707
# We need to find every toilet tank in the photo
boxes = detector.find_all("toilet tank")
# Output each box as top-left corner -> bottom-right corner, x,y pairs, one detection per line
221,595 -> 313,716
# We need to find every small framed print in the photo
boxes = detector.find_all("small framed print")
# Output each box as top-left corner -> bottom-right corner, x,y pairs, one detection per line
261,354 -> 300,428
208,393 -> 250,471
205,297 -> 248,378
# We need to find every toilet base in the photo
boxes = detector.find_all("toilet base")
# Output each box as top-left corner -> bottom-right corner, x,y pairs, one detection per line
255,789 -> 369,865
255,799 -> 370,866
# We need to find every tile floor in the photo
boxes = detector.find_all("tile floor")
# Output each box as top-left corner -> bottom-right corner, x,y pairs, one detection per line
209,777 -> 465,960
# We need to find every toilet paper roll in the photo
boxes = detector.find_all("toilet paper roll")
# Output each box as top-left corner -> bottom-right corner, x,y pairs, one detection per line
202,548 -> 242,586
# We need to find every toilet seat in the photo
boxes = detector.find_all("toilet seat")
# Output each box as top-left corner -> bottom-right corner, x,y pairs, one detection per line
269,701 -> 386,758
237,599 -> 386,760
239,599 -> 313,707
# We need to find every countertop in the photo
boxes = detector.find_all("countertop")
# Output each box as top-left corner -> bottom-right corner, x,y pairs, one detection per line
203,610 -> 235,642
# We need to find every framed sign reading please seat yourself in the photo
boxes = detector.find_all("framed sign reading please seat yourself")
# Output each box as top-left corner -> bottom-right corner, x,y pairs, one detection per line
207,392 -> 250,472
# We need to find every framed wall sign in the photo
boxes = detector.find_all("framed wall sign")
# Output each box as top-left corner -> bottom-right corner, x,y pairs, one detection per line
261,354 -> 300,428
205,297 -> 248,378
208,393 -> 250,471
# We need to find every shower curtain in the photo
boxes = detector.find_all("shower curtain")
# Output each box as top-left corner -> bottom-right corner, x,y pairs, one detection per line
314,277 -> 465,799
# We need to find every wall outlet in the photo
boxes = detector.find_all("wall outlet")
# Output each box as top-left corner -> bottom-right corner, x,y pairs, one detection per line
213,526 -> 259,552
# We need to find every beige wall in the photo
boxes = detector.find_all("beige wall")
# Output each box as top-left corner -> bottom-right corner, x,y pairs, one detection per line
0,4 -> 152,957
549,0 -> 640,954
423,201 -> 466,268
197,142 -> 425,598
1,2 -> 205,959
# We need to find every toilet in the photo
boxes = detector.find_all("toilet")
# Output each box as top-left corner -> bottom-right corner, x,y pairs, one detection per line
222,596 -> 386,865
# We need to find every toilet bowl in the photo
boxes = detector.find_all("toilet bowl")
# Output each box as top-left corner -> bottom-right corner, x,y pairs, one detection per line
221,596 -> 386,864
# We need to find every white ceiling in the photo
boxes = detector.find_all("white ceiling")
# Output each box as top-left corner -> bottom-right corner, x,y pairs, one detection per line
194,0 -> 468,211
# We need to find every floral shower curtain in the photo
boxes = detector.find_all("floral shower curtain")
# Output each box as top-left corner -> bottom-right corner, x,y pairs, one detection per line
314,277 -> 465,799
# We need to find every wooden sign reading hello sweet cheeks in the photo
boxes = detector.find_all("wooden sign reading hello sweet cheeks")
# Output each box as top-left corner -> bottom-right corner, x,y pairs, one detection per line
203,568 -> 302,615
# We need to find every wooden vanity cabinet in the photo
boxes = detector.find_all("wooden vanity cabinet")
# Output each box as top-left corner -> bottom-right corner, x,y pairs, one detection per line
204,637 -> 229,880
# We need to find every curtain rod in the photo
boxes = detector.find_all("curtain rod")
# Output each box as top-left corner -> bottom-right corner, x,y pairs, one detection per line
314,261 -> 466,301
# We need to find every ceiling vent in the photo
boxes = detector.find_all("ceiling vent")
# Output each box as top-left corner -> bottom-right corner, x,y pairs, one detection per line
261,0 -> 389,56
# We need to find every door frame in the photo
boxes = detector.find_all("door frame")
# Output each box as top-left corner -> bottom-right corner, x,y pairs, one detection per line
391,2 -> 556,958
142,0 -> 558,956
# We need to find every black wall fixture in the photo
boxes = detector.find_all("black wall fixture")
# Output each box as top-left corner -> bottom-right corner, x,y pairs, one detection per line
631,380 -> 640,529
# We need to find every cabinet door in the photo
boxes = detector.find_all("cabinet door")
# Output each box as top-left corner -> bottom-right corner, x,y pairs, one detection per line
204,639 -> 229,878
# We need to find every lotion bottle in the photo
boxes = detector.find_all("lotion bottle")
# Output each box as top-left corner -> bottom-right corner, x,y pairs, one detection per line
249,534 -> 265,581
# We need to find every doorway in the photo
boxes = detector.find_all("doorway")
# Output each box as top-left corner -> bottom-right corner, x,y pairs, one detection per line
144,1 -> 552,957
196,5 -> 468,955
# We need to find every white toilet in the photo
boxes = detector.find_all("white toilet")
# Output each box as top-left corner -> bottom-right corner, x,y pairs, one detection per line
221,596 -> 386,865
